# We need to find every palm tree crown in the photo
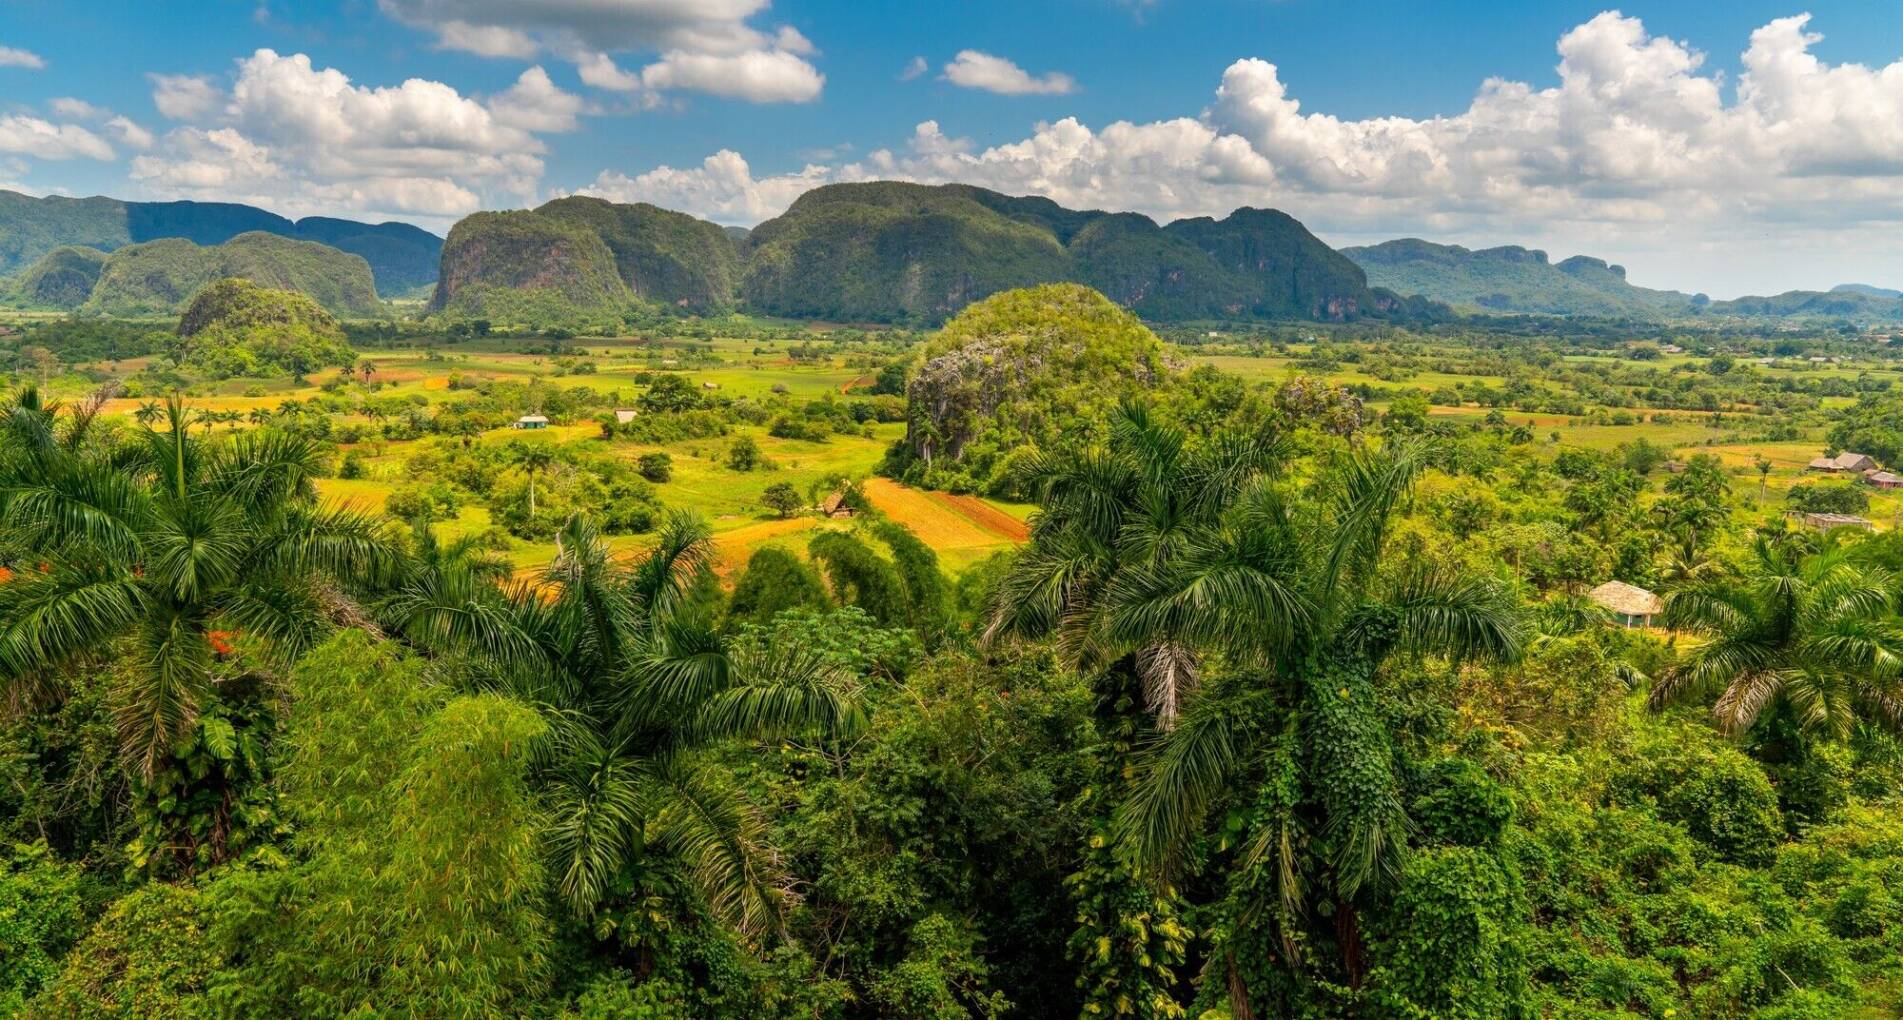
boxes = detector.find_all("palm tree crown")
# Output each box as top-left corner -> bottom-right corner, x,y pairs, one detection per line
0,390 -> 397,775
1654,537 -> 1903,741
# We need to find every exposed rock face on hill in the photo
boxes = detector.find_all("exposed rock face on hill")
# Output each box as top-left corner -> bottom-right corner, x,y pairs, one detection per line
18,246 -> 108,307
83,232 -> 381,317
897,283 -> 1168,493
535,197 -> 741,310
430,210 -> 627,318
429,199 -> 739,317
0,188 -> 440,295
743,181 -> 1383,324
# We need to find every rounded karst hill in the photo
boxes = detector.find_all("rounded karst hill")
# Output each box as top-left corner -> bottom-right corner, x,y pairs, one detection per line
179,277 -> 342,338
899,283 -> 1168,494
18,245 -> 109,308
174,277 -> 355,378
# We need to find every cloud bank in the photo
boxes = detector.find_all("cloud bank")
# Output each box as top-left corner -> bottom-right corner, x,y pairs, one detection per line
577,12 -> 1903,293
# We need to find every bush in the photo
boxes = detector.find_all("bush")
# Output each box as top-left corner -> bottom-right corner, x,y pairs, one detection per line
1609,730 -> 1784,865
638,452 -> 673,483
728,434 -> 762,472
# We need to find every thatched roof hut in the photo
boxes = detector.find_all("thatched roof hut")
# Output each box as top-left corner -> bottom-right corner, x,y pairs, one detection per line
1589,580 -> 1664,628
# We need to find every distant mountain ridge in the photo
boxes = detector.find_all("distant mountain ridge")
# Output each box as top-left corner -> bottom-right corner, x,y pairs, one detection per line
9,232 -> 382,318
1344,237 -> 1903,322
0,189 -> 441,295
1342,238 -> 1705,318
436,181 -> 1432,325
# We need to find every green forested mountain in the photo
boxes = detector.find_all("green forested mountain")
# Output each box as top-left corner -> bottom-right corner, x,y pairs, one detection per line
743,181 -> 1393,323
75,232 -> 382,318
16,245 -> 107,307
1346,237 -> 1903,322
1343,238 -> 1705,317
1834,283 -> 1903,299
430,198 -> 740,317
0,189 -> 441,294
426,182 -> 1407,327
1708,288 -> 1903,319
536,196 -> 743,310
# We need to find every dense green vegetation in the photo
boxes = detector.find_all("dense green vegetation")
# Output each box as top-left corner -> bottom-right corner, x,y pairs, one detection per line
0,188 -> 441,295
172,278 -> 358,379
431,198 -> 741,323
6,281 -> 1903,1018
81,233 -> 382,318
745,182 -> 1397,325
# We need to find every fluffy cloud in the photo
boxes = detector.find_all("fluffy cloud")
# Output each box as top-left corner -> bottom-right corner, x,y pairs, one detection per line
0,44 -> 44,69
574,12 -> 1903,292
899,56 -> 927,82
488,66 -> 585,132
149,73 -> 224,121
0,115 -> 114,160
640,47 -> 823,102
942,51 -> 1077,96
377,0 -> 823,104
130,49 -> 568,222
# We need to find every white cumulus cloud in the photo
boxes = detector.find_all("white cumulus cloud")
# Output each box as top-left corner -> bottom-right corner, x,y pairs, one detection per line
0,115 -> 114,160
130,49 -> 574,224
942,50 -> 1077,95
0,44 -> 44,69
149,74 -> 225,121
377,0 -> 824,104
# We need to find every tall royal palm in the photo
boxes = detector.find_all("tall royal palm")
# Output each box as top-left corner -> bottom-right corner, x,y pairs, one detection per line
0,390 -> 397,775
393,510 -> 863,933
987,402 -> 1521,1009
1652,537 -> 1903,741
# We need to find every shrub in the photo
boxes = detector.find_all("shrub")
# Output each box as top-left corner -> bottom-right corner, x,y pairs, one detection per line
638,452 -> 673,483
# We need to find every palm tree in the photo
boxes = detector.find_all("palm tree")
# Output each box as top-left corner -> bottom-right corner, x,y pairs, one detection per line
983,401 -> 1289,726
392,511 -> 863,932
987,403 -> 1521,1008
1652,538 -> 1903,741
511,441 -> 556,520
0,392 -> 398,776
134,400 -> 163,428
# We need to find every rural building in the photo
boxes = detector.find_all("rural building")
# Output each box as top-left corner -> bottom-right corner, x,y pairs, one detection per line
1808,451 -> 1879,473
701,381 -> 720,390
1869,471 -> 1903,490
1661,460 -> 1687,473
512,414 -> 549,430
819,489 -> 855,518
1791,511 -> 1874,532
613,408 -> 639,424
1589,581 -> 1665,628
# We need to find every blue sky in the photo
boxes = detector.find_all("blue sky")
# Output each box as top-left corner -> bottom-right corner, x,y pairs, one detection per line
4,1 -> 1903,295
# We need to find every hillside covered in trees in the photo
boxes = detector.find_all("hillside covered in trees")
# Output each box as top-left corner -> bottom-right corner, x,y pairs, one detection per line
0,189 -> 442,295
52,232 -> 383,318
431,182 -> 1424,327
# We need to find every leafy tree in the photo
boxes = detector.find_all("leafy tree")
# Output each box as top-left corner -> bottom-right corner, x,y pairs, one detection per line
727,548 -> 830,629
760,481 -> 802,519
393,511 -> 865,930
0,389 -> 396,777
728,434 -> 761,472
989,401 -> 1522,1013
1653,540 -> 1903,745
1786,481 -> 1869,514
